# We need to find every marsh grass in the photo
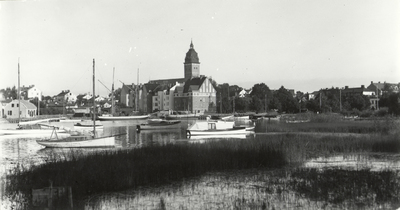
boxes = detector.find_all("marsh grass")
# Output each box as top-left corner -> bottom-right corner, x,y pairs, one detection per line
290,168 -> 400,208
3,116 -> 400,209
4,139 -> 285,209
259,115 -> 399,135
84,168 -> 400,209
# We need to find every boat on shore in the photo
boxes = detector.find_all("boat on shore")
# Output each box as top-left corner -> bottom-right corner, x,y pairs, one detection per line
136,118 -> 181,131
186,120 -> 247,136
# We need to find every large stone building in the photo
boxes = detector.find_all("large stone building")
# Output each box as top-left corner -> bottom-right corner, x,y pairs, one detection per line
140,41 -> 217,113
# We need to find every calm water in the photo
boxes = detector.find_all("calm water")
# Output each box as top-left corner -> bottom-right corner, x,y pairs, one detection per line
1,119 -> 400,209
0,119 -> 255,172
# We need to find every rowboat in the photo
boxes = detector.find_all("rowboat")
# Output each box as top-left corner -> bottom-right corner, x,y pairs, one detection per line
186,120 -> 247,136
136,119 -> 181,130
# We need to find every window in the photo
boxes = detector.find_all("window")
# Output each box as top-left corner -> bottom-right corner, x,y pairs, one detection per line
17,104 -> 19,107
11,104 -> 14,107
8,111 -> 12,115
208,123 -> 216,130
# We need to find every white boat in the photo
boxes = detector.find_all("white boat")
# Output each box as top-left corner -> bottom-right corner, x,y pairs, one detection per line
136,119 -> 181,130
188,134 -> 247,141
74,120 -> 104,130
36,59 -> 118,148
98,115 -> 150,121
186,120 -> 247,136
36,133 -> 115,148
0,121 -> 68,136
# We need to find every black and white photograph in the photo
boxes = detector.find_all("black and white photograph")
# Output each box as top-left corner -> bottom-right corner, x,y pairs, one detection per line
1,0 -> 399,209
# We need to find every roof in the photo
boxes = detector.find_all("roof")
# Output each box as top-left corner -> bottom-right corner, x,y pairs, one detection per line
10,100 -> 37,109
183,76 -> 207,92
143,83 -> 159,93
184,41 -> 200,64
149,78 -> 186,85
56,90 -> 70,97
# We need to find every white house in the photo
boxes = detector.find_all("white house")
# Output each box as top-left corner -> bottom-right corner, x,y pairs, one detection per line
4,100 -> 37,119
26,85 -> 42,101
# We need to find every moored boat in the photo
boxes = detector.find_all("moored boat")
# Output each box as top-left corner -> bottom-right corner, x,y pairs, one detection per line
36,134 -> 116,148
98,114 -> 150,121
36,59 -> 122,148
136,119 -> 181,130
186,120 -> 247,136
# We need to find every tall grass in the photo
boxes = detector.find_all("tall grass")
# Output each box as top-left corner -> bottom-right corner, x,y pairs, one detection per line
260,115 -> 399,135
4,139 -> 285,209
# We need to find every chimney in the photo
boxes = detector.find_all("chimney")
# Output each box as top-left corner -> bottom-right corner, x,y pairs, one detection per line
361,85 -> 365,89
345,86 -> 348,89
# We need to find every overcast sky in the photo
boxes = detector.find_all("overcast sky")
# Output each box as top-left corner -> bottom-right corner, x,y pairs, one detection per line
1,0 -> 399,97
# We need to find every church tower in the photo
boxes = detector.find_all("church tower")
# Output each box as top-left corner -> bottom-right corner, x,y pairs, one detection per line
184,40 -> 200,80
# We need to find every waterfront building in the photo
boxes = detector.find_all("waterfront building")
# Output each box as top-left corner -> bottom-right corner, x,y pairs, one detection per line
4,99 -> 37,119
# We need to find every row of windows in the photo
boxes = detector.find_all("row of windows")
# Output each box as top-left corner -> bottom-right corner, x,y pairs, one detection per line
11,104 -> 19,108
174,93 -> 214,97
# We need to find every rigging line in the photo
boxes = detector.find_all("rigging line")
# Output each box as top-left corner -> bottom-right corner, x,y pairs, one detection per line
69,65 -> 91,95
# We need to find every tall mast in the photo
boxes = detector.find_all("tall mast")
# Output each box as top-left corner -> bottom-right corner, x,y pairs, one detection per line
111,67 -> 115,115
136,68 -> 139,112
18,58 -> 21,124
93,59 -> 96,137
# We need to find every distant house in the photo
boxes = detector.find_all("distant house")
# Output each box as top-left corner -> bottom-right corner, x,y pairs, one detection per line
139,83 -> 159,113
239,88 -> 252,98
54,90 -> 77,104
342,85 -> 379,110
342,85 -> 375,97
120,84 -> 136,108
1,99 -> 12,118
367,81 -> 400,96
4,100 -> 37,119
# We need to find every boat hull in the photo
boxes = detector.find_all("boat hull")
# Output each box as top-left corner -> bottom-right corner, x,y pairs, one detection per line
0,129 -> 67,135
187,127 -> 247,136
98,115 -> 149,121
137,122 -> 181,130
36,136 -> 115,148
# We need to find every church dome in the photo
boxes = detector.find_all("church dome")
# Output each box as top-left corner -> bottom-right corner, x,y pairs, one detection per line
184,41 -> 200,64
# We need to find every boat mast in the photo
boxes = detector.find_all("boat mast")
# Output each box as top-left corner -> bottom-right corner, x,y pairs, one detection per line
136,68 -> 139,112
111,67 -> 115,115
18,58 -> 21,124
93,59 -> 96,137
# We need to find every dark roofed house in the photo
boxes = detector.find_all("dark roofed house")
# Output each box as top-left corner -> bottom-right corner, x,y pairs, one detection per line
367,81 -> 400,96
174,76 -> 217,114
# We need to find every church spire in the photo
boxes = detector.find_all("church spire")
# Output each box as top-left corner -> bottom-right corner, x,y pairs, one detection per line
190,39 -> 194,49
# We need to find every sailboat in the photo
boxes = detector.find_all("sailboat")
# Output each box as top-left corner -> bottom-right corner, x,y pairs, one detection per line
0,60 -> 69,137
98,68 -> 150,121
36,59 -> 118,148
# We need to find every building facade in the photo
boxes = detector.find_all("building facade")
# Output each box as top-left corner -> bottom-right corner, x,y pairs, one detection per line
4,100 -> 37,119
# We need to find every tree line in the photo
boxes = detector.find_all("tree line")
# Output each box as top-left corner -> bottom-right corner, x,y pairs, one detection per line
215,83 -> 400,116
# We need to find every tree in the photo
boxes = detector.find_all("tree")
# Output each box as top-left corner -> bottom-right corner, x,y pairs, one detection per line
380,92 -> 400,115
249,83 -> 271,112
272,86 -> 298,113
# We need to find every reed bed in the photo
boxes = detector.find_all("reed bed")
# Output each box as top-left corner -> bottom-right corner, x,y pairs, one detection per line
3,116 -> 400,209
85,168 -> 400,209
259,116 -> 399,135
4,138 -> 285,209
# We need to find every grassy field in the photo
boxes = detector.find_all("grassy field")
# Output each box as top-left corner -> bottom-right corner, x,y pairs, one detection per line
2,115 -> 400,209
